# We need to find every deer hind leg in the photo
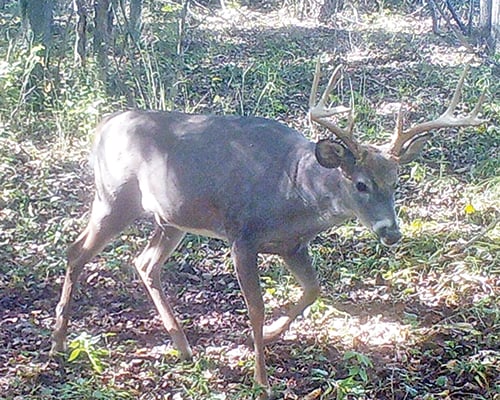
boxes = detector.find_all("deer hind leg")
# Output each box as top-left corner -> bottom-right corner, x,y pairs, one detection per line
133,225 -> 192,360
263,245 -> 320,344
51,188 -> 141,357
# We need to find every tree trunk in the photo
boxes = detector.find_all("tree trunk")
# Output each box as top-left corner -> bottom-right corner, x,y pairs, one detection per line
129,0 -> 142,42
479,0 -> 500,53
445,0 -> 468,35
429,0 -> 440,34
74,0 -> 87,67
94,0 -> 110,78
319,0 -> 343,22
492,0 -> 500,52
21,0 -> 53,48
480,0 -> 492,38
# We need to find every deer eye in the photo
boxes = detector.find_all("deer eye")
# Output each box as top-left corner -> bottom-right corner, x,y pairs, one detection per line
356,181 -> 369,193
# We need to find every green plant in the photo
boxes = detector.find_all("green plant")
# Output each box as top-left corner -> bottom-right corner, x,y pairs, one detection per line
326,352 -> 374,399
335,376 -> 367,399
343,351 -> 373,384
68,332 -> 111,373
52,377 -> 133,400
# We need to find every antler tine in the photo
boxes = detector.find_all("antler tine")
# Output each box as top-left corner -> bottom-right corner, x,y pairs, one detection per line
394,104 -> 404,138
389,65 -> 488,157
309,59 -> 322,110
319,64 -> 343,109
309,60 -> 348,117
471,89 -> 487,117
440,64 -> 487,122
309,60 -> 359,156
442,63 -> 469,117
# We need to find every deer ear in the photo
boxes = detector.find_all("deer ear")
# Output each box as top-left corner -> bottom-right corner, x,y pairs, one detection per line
315,139 -> 354,169
398,135 -> 430,164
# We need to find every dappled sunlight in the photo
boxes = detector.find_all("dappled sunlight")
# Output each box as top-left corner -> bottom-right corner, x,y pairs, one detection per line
426,44 -> 475,67
201,6 -> 321,33
376,101 -> 404,117
282,303 -> 412,349
318,313 -> 410,347
409,264 -> 498,308
359,12 -> 432,35
206,343 -> 253,371
2,0 -> 498,398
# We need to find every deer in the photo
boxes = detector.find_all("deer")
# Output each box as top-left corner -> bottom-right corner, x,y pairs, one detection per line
50,61 -> 485,397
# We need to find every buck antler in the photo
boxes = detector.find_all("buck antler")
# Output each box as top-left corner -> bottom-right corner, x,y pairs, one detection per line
309,60 -> 359,157
389,64 -> 487,158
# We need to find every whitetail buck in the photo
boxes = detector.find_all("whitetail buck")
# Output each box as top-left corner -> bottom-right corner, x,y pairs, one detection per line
51,61 -> 485,397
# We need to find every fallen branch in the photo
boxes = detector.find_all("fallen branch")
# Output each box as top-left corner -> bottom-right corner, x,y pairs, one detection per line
444,216 -> 499,259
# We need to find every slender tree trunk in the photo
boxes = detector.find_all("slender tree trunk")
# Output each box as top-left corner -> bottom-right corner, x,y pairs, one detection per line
129,0 -> 142,42
21,0 -> 53,48
94,0 -> 110,79
429,0 -> 440,34
74,0 -> 87,67
467,0 -> 474,35
319,0 -> 343,22
480,0 -> 492,38
107,0 -> 116,37
492,0 -> 500,52
445,0 -> 468,35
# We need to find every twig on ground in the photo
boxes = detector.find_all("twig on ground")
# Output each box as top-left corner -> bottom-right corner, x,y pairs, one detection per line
443,216 -> 499,259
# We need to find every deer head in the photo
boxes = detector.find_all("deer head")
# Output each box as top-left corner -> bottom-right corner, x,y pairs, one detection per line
309,60 -> 486,245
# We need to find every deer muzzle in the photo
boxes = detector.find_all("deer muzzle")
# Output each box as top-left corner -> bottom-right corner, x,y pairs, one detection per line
372,219 -> 402,247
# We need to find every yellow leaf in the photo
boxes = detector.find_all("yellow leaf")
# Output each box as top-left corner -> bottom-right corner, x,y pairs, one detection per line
464,203 -> 476,214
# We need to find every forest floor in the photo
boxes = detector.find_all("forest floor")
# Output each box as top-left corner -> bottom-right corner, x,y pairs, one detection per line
0,3 -> 499,400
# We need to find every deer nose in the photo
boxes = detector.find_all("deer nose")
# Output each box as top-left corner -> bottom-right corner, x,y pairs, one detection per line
379,227 -> 402,246
372,219 -> 402,247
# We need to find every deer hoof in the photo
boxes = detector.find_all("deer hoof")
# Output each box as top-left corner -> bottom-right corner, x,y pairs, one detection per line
49,338 -> 67,359
263,316 -> 290,344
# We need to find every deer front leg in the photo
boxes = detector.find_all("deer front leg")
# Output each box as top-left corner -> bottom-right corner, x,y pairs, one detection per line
263,245 -> 320,343
134,225 -> 192,360
231,240 -> 270,399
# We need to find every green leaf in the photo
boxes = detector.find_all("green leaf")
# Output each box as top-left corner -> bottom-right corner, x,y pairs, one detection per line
343,351 -> 357,361
359,368 -> 368,383
68,348 -> 81,362
410,219 -> 423,232
436,376 -> 447,386
90,357 -> 104,373
311,368 -> 330,378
